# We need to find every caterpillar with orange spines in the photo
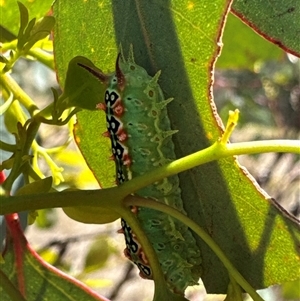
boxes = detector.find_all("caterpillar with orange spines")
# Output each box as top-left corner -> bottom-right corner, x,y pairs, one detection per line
78,48 -> 202,294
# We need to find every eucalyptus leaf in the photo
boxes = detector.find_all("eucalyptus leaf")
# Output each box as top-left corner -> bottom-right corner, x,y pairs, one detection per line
62,56 -> 107,111
217,14 -> 283,69
53,0 -> 300,295
15,177 -> 53,196
232,0 -> 300,56
0,215 -> 111,301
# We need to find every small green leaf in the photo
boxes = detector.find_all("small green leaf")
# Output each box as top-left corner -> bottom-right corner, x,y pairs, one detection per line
14,3 -> 54,52
1,0 -> 53,39
0,0 -> 53,38
17,1 -> 29,41
22,17 -> 36,43
17,6 -> 35,50
15,177 -> 53,196
61,56 -> 115,188
31,15 -> 55,37
61,56 -> 107,111
0,93 -> 15,115
23,16 -> 55,52
0,158 -> 15,171
0,54 -> 9,63
62,205 -> 120,224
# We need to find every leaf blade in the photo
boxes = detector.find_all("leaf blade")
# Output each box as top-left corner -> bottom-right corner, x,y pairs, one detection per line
1,214 -> 110,301
53,0 -> 300,294
232,0 -> 300,56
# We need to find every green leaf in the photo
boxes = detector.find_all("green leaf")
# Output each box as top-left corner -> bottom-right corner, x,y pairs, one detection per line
15,4 -> 55,52
14,177 -> 53,196
19,18 -> 36,50
53,0 -> 300,295
0,214 -> 110,301
59,56 -> 114,187
0,54 -> 9,63
23,16 -> 55,52
73,110 -> 114,188
232,0 -> 300,56
17,1 -> 29,39
0,0 -> 53,40
217,14 -> 283,69
0,158 -> 15,171
62,205 -> 120,224
62,56 -> 107,111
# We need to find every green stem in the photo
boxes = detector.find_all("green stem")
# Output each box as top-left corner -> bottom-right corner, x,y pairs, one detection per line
117,207 -> 168,288
0,92 -> 14,114
0,188 -> 119,215
118,139 -> 299,196
0,269 -> 27,301
221,110 -> 239,144
23,120 -> 41,155
123,196 -> 264,301
2,131 -> 25,192
225,140 -> 300,156
1,40 -> 54,70
1,40 -> 18,51
28,48 -> 54,70
0,139 -> 299,214
0,72 -> 39,116
0,140 -> 16,152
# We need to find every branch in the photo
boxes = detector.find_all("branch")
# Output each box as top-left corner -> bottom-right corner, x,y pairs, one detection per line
0,138 -> 299,214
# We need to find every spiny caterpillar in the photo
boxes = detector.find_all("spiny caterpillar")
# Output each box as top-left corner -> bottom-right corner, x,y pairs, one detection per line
78,49 -> 202,293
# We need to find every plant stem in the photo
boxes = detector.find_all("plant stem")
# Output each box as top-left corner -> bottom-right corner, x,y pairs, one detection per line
1,39 -> 18,51
118,139 -> 300,197
0,140 -> 16,152
28,48 -> 54,70
118,208 -> 168,289
1,39 -> 54,70
0,139 -> 299,214
0,72 -> 39,115
0,188 -> 119,215
225,140 -> 300,156
124,196 -> 264,301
